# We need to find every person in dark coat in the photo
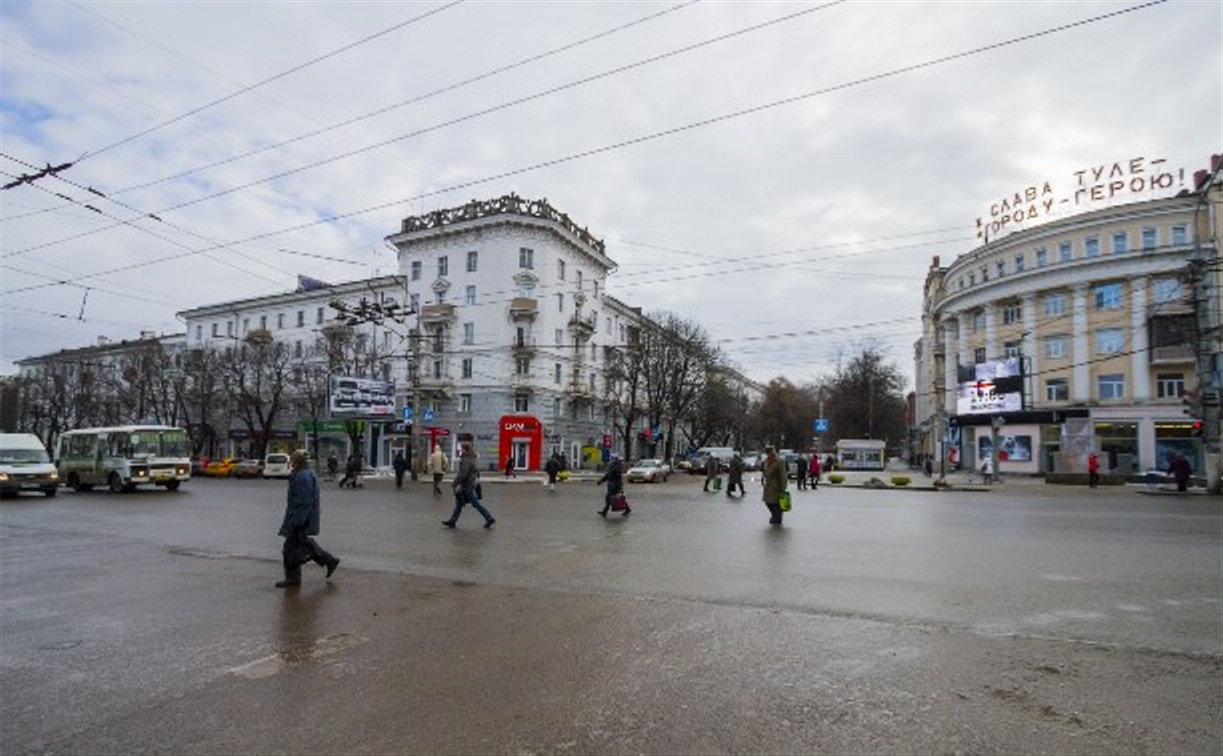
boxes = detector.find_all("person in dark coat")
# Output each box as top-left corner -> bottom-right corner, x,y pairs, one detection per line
727,453 -> 745,497
392,451 -> 408,488
796,453 -> 808,490
326,452 -> 338,481
443,442 -> 495,528
761,446 -> 787,526
276,451 -> 339,587
1169,453 -> 1192,492
597,453 -> 630,516
702,455 -> 720,492
545,454 -> 561,490
504,454 -> 516,478
339,454 -> 362,488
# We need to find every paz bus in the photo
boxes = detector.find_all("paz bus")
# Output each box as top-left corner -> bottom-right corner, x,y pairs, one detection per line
56,425 -> 191,493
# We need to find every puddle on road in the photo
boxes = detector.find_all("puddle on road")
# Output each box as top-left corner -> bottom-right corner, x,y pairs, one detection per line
225,632 -> 366,680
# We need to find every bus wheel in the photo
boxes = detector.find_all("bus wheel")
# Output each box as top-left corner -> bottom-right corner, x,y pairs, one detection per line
164,480 -> 180,491
108,473 -> 125,494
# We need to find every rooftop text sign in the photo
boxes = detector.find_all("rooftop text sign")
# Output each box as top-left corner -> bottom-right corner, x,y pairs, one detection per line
976,156 -> 1188,243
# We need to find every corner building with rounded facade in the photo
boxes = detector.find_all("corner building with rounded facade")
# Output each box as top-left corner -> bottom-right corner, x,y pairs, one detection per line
915,170 -> 1221,477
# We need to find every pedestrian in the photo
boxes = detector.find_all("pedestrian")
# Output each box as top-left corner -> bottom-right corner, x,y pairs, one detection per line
702,454 -> 720,492
276,450 -> 339,588
761,446 -> 787,526
545,453 -> 561,491
443,442 -> 495,528
392,450 -> 408,489
427,444 -> 448,496
504,454 -> 516,478
338,454 -> 362,488
597,453 -> 630,517
825,454 -> 836,474
326,451 -> 338,481
1087,451 -> 1100,488
923,456 -> 933,478
809,454 -> 821,488
980,456 -> 993,485
796,453 -> 808,490
1169,452 -> 1192,492
727,453 -> 745,497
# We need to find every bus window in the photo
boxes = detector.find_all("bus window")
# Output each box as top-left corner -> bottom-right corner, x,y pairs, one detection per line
161,429 -> 189,458
131,430 -> 162,457
109,433 -> 129,457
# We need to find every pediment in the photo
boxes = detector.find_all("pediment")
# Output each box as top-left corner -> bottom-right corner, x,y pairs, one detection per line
431,277 -> 451,294
513,271 -> 539,290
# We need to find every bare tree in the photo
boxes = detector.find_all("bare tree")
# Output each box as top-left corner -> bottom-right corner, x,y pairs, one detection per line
641,312 -> 714,459
218,330 -> 293,459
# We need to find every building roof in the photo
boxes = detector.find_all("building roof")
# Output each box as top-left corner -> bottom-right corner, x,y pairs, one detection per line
177,274 -> 405,320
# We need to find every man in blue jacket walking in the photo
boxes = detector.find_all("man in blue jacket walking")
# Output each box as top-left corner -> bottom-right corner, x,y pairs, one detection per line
277,450 -> 340,587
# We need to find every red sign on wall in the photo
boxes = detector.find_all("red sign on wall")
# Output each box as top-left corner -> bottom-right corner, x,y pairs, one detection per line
498,415 -> 542,471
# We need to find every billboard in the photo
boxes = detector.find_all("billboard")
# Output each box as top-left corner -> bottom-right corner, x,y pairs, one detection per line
329,375 -> 395,417
957,358 -> 1023,415
978,434 -> 1032,462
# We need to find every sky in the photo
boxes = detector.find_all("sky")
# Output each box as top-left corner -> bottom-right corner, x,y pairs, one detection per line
1,0 -> 1219,385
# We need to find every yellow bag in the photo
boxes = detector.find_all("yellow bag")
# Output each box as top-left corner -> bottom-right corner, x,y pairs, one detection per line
778,491 -> 792,512
558,470 -> 571,482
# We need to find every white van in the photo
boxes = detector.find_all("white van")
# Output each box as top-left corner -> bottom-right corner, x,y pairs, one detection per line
0,433 -> 59,498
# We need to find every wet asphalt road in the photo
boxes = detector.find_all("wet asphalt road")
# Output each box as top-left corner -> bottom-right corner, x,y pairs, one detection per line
1,474 -> 1220,753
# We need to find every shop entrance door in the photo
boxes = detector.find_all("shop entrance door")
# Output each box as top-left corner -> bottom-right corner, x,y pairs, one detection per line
512,440 -> 530,470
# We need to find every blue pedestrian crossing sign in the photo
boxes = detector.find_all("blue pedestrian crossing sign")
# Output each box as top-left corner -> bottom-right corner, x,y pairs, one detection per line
814,418 -> 829,433
423,408 -> 435,423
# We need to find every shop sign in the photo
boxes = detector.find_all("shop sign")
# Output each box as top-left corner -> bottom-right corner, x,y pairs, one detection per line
297,420 -> 351,433
976,156 -> 1188,243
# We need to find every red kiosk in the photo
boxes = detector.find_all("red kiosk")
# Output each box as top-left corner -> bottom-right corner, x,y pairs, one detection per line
498,415 -> 542,471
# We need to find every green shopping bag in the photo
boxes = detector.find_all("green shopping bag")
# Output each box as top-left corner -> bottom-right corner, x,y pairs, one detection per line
778,490 -> 792,512
713,477 -> 722,491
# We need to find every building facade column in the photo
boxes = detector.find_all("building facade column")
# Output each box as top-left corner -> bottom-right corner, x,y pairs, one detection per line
958,316 -> 973,401
1072,284 -> 1091,402
1022,294 -> 1038,408
983,303 -> 998,362
943,317 -> 958,415
1130,275 -> 1151,401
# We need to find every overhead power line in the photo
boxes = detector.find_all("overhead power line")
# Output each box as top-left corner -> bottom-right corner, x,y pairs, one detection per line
0,0 -> 1168,296
74,0 -> 465,164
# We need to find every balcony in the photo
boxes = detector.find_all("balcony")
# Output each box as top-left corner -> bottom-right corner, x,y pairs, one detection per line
566,381 -> 595,401
510,373 -> 535,392
1150,343 -> 1195,364
420,303 -> 457,324
568,313 -> 596,339
418,373 -> 455,396
511,335 -> 537,355
509,297 -> 539,320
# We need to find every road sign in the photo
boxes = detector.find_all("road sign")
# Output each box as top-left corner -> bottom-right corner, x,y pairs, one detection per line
423,408 -> 435,422
402,406 -> 413,421
814,418 -> 829,433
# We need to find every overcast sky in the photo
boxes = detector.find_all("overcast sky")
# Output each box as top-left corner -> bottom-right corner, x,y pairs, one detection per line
2,0 -> 1219,385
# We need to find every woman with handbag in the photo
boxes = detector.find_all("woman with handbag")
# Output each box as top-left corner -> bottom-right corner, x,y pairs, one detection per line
597,453 -> 630,517
762,446 -> 788,526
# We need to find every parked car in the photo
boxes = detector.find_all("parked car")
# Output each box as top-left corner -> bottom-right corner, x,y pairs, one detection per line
741,452 -> 761,471
626,458 -> 670,483
190,457 -> 210,476
202,458 -> 238,477
230,459 -> 265,479
263,453 -> 292,479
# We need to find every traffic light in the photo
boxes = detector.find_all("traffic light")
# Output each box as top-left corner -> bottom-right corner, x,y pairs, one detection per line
1192,421 -> 1204,438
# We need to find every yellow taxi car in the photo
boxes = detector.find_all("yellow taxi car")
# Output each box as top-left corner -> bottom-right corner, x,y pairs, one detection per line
202,458 -> 238,477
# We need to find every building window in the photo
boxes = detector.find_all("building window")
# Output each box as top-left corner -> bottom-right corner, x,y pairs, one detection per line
296,310 -> 304,327
438,256 -> 448,277
294,340 -> 303,358
1003,340 -> 1021,359
1141,227 -> 1157,250
1095,327 -> 1125,355
463,322 -> 474,345
1156,373 -> 1185,399
555,328 -> 563,346
576,270 -> 584,291
589,372 -> 596,391
969,273 -> 975,286
593,280 -> 599,298
1058,241 -> 1072,262
514,394 -> 529,412
383,331 -> 391,350
996,260 -> 1006,278
1014,254 -> 1025,272
241,318 -> 249,334
432,360 -> 442,379
974,347 -> 986,363
557,293 -> 564,312
196,325 -> 203,341
515,357 -> 530,376
591,342 -> 598,361
459,393 -> 472,413
1112,232 -> 1128,254
260,315 -> 267,330
277,313 -> 285,329
554,363 -> 562,384
1085,237 -> 1100,257
557,259 -> 565,279
1046,378 -> 1068,402
410,293 -> 420,312
1043,293 -> 1067,317
466,250 -> 478,272
465,285 -> 476,305
1094,283 -> 1122,310
461,358 -> 472,379
1098,374 -> 1125,400
971,311 -> 985,332
1035,248 -> 1048,268
520,247 -> 534,269
981,265 -> 989,282
411,261 -> 421,281
1002,301 -> 1021,325
1044,335 -> 1068,360
316,307 -> 324,324
435,290 -> 445,305
1171,224 -> 1187,246
1153,277 -> 1183,304
226,321 -> 234,337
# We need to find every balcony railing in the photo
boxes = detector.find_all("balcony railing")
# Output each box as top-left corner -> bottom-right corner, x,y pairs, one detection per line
509,297 -> 539,319
1150,343 -> 1195,364
568,313 -> 596,338
420,303 -> 457,323
511,335 -> 537,353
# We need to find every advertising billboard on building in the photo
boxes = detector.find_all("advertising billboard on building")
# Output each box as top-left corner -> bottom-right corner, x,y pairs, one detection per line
328,375 -> 395,417
957,358 -> 1023,415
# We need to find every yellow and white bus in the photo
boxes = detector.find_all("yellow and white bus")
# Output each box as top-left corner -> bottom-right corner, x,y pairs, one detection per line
56,425 -> 191,493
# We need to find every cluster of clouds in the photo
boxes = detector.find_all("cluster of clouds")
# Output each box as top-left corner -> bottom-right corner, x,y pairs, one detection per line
1,0 -> 1218,383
